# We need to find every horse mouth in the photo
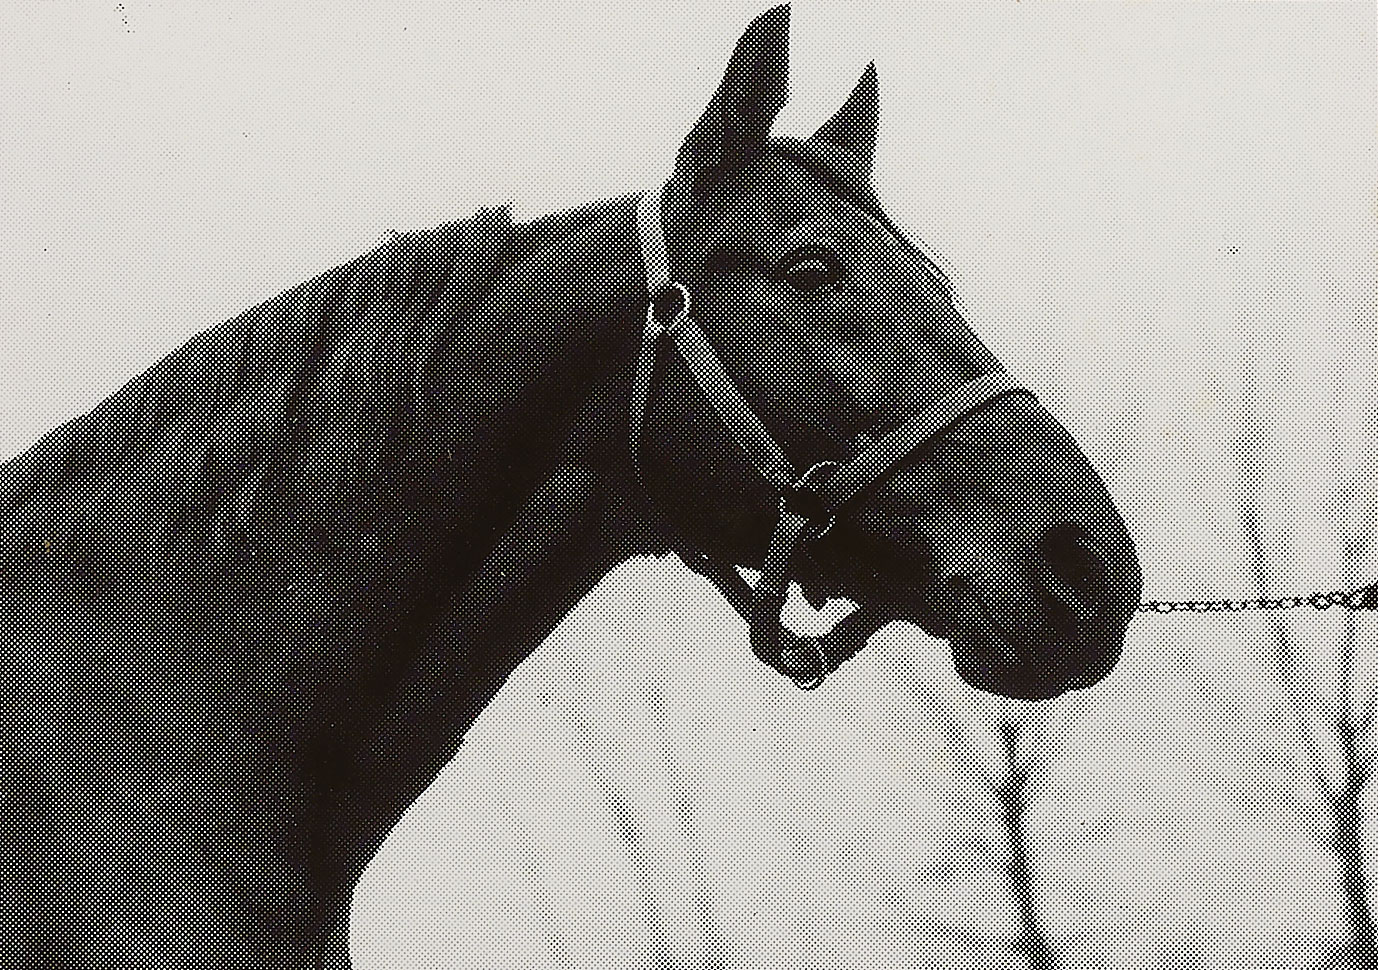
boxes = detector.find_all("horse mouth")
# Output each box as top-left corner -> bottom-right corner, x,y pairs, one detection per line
947,587 -> 1091,701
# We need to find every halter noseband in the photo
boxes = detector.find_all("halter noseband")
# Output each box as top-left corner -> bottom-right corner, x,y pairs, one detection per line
631,183 -> 1027,689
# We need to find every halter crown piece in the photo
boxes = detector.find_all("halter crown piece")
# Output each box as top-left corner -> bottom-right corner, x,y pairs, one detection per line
631,183 -> 1028,689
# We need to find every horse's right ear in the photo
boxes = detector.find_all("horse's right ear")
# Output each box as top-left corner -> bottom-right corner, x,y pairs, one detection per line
675,5 -> 790,190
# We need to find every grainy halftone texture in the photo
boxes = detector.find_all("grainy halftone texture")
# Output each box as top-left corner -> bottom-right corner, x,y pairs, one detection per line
0,207 -> 525,965
4,2 -> 1376,969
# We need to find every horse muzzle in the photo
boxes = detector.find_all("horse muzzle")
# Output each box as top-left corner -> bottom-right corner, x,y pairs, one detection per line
945,525 -> 1140,700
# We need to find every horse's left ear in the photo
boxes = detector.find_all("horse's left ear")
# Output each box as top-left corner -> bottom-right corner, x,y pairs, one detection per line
676,5 -> 791,187
810,61 -> 879,174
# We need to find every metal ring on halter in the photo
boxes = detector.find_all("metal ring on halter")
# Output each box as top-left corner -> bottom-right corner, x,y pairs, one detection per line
791,637 -> 829,690
790,460 -> 842,540
648,282 -> 691,331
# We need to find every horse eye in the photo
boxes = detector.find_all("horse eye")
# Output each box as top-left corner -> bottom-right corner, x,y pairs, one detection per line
781,251 -> 842,293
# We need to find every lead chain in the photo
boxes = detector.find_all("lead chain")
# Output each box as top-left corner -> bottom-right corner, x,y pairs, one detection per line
1139,582 -> 1378,614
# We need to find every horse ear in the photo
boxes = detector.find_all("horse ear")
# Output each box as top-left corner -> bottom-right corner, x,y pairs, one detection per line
810,61 -> 879,173
676,4 -> 791,186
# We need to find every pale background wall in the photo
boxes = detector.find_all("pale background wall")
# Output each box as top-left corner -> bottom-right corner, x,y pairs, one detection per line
2,2 -> 1376,967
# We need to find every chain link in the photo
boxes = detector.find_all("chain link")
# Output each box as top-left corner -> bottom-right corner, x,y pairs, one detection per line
1139,581 -> 1378,615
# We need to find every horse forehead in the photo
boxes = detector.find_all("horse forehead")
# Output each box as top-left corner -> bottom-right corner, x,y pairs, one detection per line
722,155 -> 861,234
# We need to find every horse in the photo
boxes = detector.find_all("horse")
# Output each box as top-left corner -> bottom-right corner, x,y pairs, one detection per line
0,6 -> 1141,967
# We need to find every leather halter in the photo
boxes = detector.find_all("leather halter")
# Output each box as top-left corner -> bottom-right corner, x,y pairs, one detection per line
631,183 -> 1027,688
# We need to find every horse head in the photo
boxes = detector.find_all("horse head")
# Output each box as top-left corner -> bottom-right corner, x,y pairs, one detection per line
636,5 -> 1142,700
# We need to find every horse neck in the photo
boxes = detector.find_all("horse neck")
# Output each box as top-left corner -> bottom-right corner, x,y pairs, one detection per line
312,195 -> 672,898
383,192 -> 646,537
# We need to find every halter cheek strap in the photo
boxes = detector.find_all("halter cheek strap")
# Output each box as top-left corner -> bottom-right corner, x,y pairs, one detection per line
631,191 -> 796,491
632,183 -> 1029,689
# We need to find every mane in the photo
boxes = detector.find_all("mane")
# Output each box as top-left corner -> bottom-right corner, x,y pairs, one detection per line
0,205 -> 517,546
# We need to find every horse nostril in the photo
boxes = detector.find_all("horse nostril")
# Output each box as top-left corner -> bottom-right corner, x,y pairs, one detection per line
1036,523 -> 1109,623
